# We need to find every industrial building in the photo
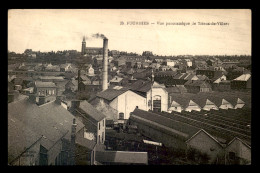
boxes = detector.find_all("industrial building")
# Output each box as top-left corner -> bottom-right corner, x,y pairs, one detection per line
129,108 -> 251,164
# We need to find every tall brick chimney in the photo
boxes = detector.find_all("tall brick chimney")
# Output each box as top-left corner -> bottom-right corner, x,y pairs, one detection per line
102,38 -> 108,91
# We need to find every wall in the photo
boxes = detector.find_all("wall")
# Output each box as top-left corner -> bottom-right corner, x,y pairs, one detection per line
186,131 -> 224,163
36,87 -> 56,96
226,139 -> 251,163
203,105 -> 219,111
110,90 -> 146,120
97,118 -> 106,144
130,118 -> 187,150
147,88 -> 168,112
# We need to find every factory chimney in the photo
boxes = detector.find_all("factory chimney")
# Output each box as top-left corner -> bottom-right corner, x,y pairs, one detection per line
102,38 -> 108,91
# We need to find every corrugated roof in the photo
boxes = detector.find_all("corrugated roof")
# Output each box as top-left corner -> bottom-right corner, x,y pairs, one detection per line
79,100 -> 106,122
131,109 -> 200,139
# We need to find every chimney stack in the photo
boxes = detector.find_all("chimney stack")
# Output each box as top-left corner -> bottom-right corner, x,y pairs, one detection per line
102,38 -> 108,91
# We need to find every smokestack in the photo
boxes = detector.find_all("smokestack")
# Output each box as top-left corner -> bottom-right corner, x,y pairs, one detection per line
102,38 -> 108,91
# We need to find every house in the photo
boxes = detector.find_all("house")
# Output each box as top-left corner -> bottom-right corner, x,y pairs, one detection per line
172,73 -> 198,85
96,87 -> 147,120
65,78 -> 78,92
34,81 -> 57,96
60,63 -> 72,72
231,74 -> 251,90
186,129 -> 224,163
34,81 -> 57,105
196,69 -> 224,80
215,80 -> 231,91
184,80 -> 212,93
8,96 -> 85,165
86,64 -> 95,76
70,100 -> 106,145
130,80 -> 169,112
225,137 -> 251,164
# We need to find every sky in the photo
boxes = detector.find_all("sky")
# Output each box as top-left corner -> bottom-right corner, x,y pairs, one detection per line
8,9 -> 251,56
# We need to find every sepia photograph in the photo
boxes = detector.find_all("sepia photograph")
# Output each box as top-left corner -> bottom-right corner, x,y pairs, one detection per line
8,9 -> 251,165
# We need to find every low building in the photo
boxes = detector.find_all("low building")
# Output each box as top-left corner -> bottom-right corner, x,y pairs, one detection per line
8,96 -> 85,165
186,129 -> 224,163
184,80 -> 212,93
70,100 -> 106,145
130,80 -> 169,112
96,87 -> 147,120
231,74 -> 251,90
225,137 -> 251,164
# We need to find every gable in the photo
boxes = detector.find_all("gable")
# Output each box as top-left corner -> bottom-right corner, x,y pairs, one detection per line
186,130 -> 223,149
170,100 -> 182,107
188,100 -> 200,107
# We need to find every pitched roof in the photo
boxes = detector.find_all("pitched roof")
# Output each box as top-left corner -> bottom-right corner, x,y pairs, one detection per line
131,109 -> 200,139
234,74 -> 251,81
96,87 -> 129,101
184,80 -> 211,88
129,80 -> 152,93
11,78 -> 24,85
35,81 -> 56,88
8,97 -> 84,163
186,129 -> 224,148
110,76 -> 123,83
39,76 -> 64,80
227,137 -> 251,149
79,100 -> 106,122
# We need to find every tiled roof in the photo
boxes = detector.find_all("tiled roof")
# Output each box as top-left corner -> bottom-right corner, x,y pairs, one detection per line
75,135 -> 96,150
8,96 -> 84,163
129,80 -> 152,93
78,100 -> 106,122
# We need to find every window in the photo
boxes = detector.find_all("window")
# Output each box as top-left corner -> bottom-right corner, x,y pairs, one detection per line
103,120 -> 104,127
99,123 -> 100,130
119,113 -> 124,120
229,152 -> 236,160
